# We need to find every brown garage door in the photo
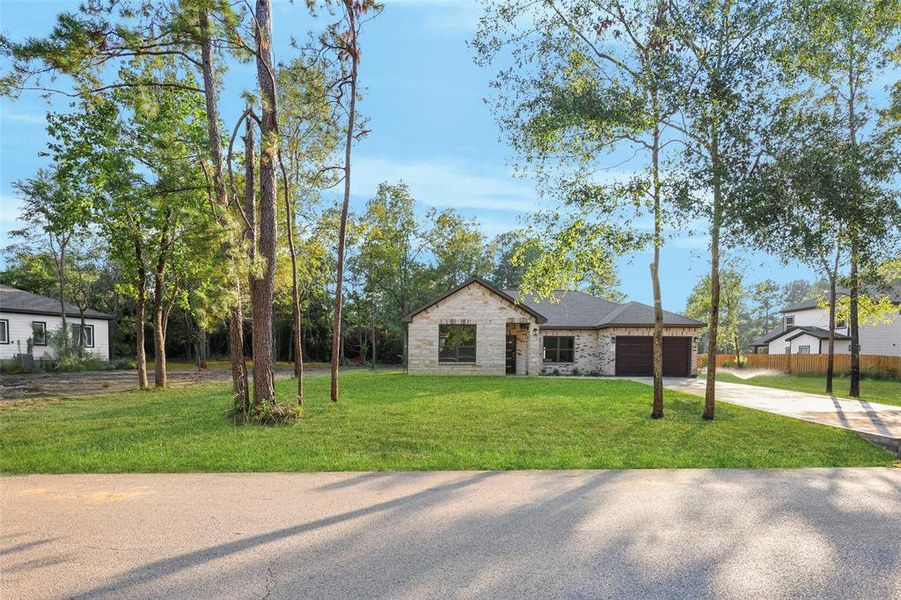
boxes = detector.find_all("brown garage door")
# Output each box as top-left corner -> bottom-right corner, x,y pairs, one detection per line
615,336 -> 691,376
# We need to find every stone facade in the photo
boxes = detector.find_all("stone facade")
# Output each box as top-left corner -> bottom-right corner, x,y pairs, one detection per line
405,281 -> 700,377
406,282 -> 541,375
539,329 -> 602,376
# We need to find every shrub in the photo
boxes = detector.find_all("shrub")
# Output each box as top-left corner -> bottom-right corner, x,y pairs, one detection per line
249,402 -> 301,426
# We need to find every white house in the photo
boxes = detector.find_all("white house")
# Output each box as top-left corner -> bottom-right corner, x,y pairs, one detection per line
0,285 -> 112,362
751,285 -> 901,356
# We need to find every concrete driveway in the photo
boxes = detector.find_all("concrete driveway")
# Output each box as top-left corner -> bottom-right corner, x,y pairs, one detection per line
2,470 -> 900,599
629,377 -> 901,452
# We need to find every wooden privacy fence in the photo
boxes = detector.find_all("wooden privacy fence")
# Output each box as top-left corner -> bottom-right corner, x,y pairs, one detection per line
698,353 -> 901,378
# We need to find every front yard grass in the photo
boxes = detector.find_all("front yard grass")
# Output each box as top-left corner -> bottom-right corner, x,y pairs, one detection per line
713,372 -> 901,407
0,372 -> 894,473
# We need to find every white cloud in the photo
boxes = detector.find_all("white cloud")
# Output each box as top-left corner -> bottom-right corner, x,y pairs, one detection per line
352,155 -> 539,212
1,109 -> 46,126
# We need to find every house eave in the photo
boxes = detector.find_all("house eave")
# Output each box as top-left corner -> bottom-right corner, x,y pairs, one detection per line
0,307 -> 114,321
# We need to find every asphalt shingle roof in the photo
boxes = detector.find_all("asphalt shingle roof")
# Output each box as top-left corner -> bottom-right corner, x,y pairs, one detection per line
785,326 -> 851,341
0,285 -> 112,320
505,289 -> 704,329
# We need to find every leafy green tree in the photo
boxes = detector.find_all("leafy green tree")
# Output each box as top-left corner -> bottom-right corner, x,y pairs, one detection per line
424,208 -> 493,290
474,0 -> 686,418
278,55 -> 342,403
780,0 -> 901,397
351,183 -> 425,368
685,267 -> 747,365
668,0 -> 779,419
11,168 -> 91,342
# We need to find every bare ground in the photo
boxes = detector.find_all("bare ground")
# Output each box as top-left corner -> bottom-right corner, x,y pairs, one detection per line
0,367 -> 301,401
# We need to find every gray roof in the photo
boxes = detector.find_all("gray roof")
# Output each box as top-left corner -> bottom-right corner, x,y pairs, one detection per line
505,290 -> 704,329
783,284 -> 901,312
751,325 -> 850,346
751,326 -> 787,347
0,285 -> 113,320
785,326 -> 851,342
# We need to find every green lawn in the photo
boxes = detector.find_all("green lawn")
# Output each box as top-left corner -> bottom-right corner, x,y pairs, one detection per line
0,372 -> 894,473
712,372 -> 901,407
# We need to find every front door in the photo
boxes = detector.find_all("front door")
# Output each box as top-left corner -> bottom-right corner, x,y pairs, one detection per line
505,335 -> 517,374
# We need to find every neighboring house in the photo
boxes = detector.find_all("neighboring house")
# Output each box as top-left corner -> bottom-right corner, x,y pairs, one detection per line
0,285 -> 112,361
750,285 -> 901,356
402,277 -> 704,376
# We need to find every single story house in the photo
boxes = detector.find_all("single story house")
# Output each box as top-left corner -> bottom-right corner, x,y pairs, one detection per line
402,277 -> 704,376
0,284 -> 112,361
751,285 -> 900,356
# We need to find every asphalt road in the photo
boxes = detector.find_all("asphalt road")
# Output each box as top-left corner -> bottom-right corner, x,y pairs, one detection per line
2,469 -> 899,599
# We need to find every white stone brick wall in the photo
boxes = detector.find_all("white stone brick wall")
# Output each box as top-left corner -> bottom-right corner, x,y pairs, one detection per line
406,282 -> 701,376
539,329 -> 602,375
407,282 -> 540,375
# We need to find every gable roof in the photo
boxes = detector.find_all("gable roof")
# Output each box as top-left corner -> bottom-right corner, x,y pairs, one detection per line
750,326 -> 788,347
782,284 -> 901,313
751,325 -> 851,347
401,277 -> 548,324
401,277 -> 703,329
784,326 -> 851,342
0,285 -> 113,320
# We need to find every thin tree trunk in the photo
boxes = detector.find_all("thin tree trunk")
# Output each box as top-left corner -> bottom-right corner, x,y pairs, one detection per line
371,302 -> 377,370
826,273 -> 837,394
251,0 -> 277,405
650,121 -> 664,419
152,274 -> 167,388
281,165 -> 304,405
331,3 -> 359,403
704,143 -> 722,421
847,61 -> 861,399
199,7 -> 248,412
135,279 -> 149,390
849,244 -> 860,397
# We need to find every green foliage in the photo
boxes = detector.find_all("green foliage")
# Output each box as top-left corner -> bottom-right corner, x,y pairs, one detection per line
686,267 -> 748,355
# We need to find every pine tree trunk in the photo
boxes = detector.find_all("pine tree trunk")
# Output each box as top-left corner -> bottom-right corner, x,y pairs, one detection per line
331,4 -> 359,403
282,159 -> 304,405
252,0 -> 278,405
198,7 -> 248,410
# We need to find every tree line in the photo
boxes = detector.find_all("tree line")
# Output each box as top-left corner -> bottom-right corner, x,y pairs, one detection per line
472,0 -> 899,417
1,0 -> 898,424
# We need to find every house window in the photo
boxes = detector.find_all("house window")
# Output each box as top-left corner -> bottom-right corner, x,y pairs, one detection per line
543,336 -> 575,363
785,345 -> 791,354
0,319 -> 8,344
71,323 -> 95,348
785,315 -> 794,328
31,321 -> 47,346
438,324 -> 476,363
798,345 -> 810,354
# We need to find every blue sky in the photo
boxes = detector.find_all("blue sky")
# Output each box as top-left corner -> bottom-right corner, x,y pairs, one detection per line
0,0 -> 821,310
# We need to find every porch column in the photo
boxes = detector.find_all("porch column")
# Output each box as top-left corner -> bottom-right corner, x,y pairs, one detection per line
528,323 -> 541,376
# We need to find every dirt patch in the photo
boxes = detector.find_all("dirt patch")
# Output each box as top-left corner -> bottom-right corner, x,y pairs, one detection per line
0,367 -> 299,401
